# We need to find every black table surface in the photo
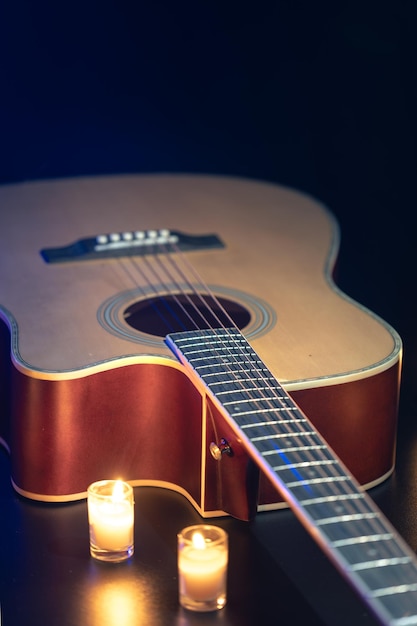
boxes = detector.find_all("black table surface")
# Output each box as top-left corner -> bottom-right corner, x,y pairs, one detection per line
1,396 -> 417,626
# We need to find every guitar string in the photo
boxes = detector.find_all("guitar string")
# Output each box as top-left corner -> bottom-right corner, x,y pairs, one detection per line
124,244 -> 383,514
122,247 -> 368,500
120,248 -> 219,333
155,242 -> 407,565
118,244 -> 399,561
162,243 -> 380,510
117,247 -> 233,507
121,247 -> 200,333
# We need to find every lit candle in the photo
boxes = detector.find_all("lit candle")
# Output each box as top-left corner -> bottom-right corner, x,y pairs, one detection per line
177,525 -> 228,612
87,479 -> 134,562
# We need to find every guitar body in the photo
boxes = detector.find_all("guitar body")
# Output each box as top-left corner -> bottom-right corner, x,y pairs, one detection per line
0,174 -> 401,519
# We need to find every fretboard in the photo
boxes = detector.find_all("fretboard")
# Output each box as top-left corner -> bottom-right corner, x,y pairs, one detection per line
166,327 -> 417,626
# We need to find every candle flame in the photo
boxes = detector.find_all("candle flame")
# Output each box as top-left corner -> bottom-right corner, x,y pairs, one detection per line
192,531 -> 206,550
112,480 -> 125,502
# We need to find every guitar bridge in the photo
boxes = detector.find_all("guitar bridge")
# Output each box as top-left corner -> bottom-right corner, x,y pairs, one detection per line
40,229 -> 224,263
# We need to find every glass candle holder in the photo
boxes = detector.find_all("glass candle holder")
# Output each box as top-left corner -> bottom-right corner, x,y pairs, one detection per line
87,480 -> 134,562
177,524 -> 228,612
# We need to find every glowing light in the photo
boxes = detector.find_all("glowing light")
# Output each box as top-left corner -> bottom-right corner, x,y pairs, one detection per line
191,532 -> 206,550
112,480 -> 125,502
86,579 -> 149,626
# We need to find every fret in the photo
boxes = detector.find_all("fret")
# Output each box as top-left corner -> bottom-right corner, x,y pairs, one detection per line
185,347 -> 262,360
259,442 -> 326,454
203,367 -> 267,380
231,404 -> 304,422
165,328 -> 417,626
221,400 -> 292,413
373,582 -> 417,597
316,511 -> 379,526
226,409 -> 305,430
196,368 -> 271,381
289,479 -> 362,504
246,426 -> 324,442
227,409 -> 298,422
352,556 -> 412,572
191,354 -> 263,366
301,493 -> 367,520
361,563 -> 417,595
332,532 -> 393,548
255,435 -> 334,460
317,512 -> 389,545
270,458 -> 338,472
227,407 -> 299,419
234,416 -> 304,433
300,492 -> 365,507
377,594 -> 417,626
201,358 -> 257,367
262,455 -> 336,482
333,534 -> 404,575
221,396 -> 291,408
209,378 -> 285,390
258,435 -> 327,454
249,438 -> 328,462
285,475 -> 351,488
172,336 -> 248,352
194,362 -> 265,374
229,405 -> 302,420
242,427 -> 309,441
250,436 -> 319,452
215,385 -> 285,396
378,596 -> 417,626
245,427 -> 318,438
392,617 -> 417,626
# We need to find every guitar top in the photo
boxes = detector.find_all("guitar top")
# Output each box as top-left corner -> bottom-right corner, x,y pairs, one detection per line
0,173 -> 400,387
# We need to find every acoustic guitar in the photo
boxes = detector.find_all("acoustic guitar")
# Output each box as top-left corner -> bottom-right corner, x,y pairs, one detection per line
0,174 -> 416,625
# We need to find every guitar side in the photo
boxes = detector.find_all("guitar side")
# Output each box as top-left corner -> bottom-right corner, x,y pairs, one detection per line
0,174 -> 401,515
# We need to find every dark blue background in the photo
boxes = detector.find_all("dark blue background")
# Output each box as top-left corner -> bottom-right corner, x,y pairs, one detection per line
2,1 -> 415,398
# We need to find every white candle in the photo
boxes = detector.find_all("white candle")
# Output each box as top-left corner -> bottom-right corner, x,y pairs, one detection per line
88,480 -> 134,562
178,525 -> 228,611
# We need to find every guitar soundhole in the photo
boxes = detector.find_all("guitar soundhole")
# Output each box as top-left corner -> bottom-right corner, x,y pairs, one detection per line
123,294 -> 251,337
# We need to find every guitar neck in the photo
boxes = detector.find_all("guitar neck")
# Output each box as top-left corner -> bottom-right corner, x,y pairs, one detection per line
166,327 -> 417,626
